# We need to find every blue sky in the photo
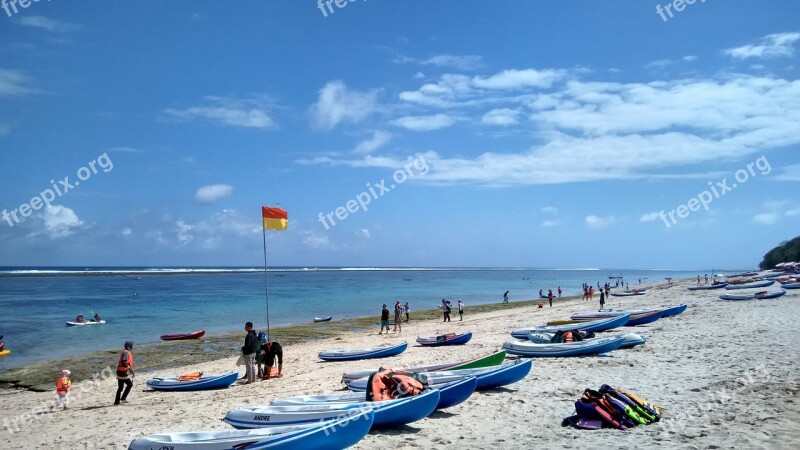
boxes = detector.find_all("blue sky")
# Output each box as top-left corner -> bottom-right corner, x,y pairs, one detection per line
0,1 -> 798,269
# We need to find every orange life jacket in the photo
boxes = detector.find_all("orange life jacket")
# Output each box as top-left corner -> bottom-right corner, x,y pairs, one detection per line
368,369 -> 425,401
564,331 -> 574,343
177,372 -> 203,381
56,376 -> 71,394
118,350 -> 134,372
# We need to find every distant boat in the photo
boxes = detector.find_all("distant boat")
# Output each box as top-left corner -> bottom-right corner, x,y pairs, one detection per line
314,316 -> 332,323
160,330 -> 206,341
66,320 -> 106,327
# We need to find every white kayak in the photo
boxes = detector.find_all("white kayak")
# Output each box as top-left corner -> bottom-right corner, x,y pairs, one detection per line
65,320 -> 106,327
130,409 -> 374,449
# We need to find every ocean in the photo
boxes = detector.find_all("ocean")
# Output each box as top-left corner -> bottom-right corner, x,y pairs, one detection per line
0,267 -> 706,369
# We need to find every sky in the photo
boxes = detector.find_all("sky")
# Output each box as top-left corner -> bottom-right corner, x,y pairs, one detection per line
0,1 -> 798,269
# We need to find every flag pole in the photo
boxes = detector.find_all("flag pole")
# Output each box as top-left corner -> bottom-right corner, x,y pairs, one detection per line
262,226 -> 271,339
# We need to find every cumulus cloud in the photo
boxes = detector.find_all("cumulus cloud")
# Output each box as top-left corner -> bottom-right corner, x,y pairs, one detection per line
640,212 -> 662,222
725,32 -> 800,59
40,206 -> 84,239
392,113 -> 455,132
585,215 -> 614,229
752,213 -> 779,225
481,108 -> 521,126
163,96 -> 276,129
195,184 -> 234,204
353,131 -> 392,154
310,81 -> 379,130
472,68 -> 565,90
421,54 -> 484,71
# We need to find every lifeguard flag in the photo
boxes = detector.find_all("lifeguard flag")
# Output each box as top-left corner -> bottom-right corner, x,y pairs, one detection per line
262,206 -> 288,231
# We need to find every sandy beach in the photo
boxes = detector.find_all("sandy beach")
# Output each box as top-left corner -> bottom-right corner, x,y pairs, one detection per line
2,277 -> 798,450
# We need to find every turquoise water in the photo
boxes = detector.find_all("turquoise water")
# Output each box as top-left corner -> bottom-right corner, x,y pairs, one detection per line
0,267 -> 705,368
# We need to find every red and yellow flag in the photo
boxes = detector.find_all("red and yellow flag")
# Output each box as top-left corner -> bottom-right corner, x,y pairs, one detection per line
262,206 -> 288,231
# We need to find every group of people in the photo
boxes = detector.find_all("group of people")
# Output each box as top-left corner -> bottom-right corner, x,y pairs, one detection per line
439,298 -> 465,322
241,322 -> 283,384
379,301 -> 411,334
696,274 -> 714,285
74,313 -> 102,323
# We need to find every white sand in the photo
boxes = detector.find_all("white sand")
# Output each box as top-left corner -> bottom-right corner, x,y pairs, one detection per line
1,278 -> 798,449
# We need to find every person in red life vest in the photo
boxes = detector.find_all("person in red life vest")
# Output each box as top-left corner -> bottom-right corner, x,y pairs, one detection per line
114,341 -> 134,405
52,369 -> 72,410
564,331 -> 574,343
260,341 -> 283,380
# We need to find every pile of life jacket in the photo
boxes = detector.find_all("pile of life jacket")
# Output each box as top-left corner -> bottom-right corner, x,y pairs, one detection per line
177,372 -> 203,381
562,384 -> 662,430
366,368 -> 427,402
550,330 -> 595,343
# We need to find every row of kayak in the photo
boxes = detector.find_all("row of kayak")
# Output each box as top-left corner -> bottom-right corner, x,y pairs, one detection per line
317,331 -> 474,361
132,351 -> 533,449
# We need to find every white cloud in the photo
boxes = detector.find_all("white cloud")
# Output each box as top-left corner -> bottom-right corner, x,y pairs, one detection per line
40,206 -> 84,239
541,206 -> 557,214
195,184 -> 234,204
752,213 -> 779,225
683,55 -> 698,62
174,220 -> 194,244
353,131 -> 392,154
310,81 -> 379,130
585,215 -> 614,229
356,228 -> 371,239
392,113 -> 455,132
772,163 -> 800,181
421,54 -> 484,71
164,96 -> 276,129
19,16 -> 82,32
540,220 -> 560,228
121,227 -> 132,236
786,208 -> 800,217
413,72 -> 426,79
639,212 -> 662,222
481,108 -> 520,126
302,230 -> 335,250
472,69 -> 565,90
0,69 -> 35,97
645,59 -> 674,69
725,32 -> 800,60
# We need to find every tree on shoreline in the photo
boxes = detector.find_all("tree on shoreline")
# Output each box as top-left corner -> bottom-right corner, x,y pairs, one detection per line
759,236 -> 800,269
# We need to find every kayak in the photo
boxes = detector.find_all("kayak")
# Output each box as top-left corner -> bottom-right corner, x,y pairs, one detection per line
319,342 -> 407,362
65,320 -> 105,327
313,316 -> 332,323
755,290 -> 787,299
348,359 -> 533,392
146,372 -> 238,391
0,350 -> 10,358
527,332 -> 645,349
416,331 -> 472,346
570,310 -> 663,326
160,330 -> 205,341
511,314 -> 629,338
688,282 -> 728,290
225,389 -> 440,429
130,409 -> 374,450
341,350 -> 506,385
276,376 -> 477,410
610,291 -> 645,297
781,282 -> 800,289
660,304 -> 687,318
725,280 -> 775,290
503,336 -> 625,357
720,293 -> 754,301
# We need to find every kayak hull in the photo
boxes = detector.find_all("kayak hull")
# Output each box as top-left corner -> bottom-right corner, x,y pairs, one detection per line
65,320 -> 106,327
416,332 -> 472,346
0,350 -> 10,358
319,342 -> 407,362
782,282 -> 800,289
755,290 -> 786,299
511,314 -> 629,338
660,304 -> 687,318
160,330 -> 206,341
130,409 -> 374,450
502,336 -> 625,357
688,283 -> 728,290
146,372 -> 238,391
720,293 -> 754,301
725,280 -> 775,290
314,317 -> 332,323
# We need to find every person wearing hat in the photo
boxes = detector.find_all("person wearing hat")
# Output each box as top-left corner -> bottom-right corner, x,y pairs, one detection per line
53,369 -> 72,410
256,331 -> 267,379
114,341 -> 134,405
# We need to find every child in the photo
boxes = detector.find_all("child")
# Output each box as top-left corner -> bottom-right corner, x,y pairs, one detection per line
53,369 -> 72,410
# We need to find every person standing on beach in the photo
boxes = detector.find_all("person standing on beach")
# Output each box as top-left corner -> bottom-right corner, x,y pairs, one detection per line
599,289 -> 605,310
393,301 -> 403,333
458,299 -> 464,321
441,299 -> 451,322
548,289 -> 554,307
558,286 -> 562,298
241,322 -> 259,384
52,369 -> 72,410
704,274 -> 709,284
539,289 -> 543,298
589,286 -> 595,301
114,341 -> 134,405
379,304 -> 390,334
503,291 -> 509,303
605,284 -> 610,299
404,301 -> 410,322
697,276 -> 701,286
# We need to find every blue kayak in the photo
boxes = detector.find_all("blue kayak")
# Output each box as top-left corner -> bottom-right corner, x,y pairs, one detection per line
660,304 -> 687,318
130,409 -> 374,450
725,280 -> 775,290
510,314 -> 629,339
319,342 -> 407,361
781,282 -> 800,289
146,372 -> 238,392
755,290 -> 786,299
502,336 -> 625,357
688,282 -> 728,290
416,331 -> 473,346
225,389 -> 440,430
